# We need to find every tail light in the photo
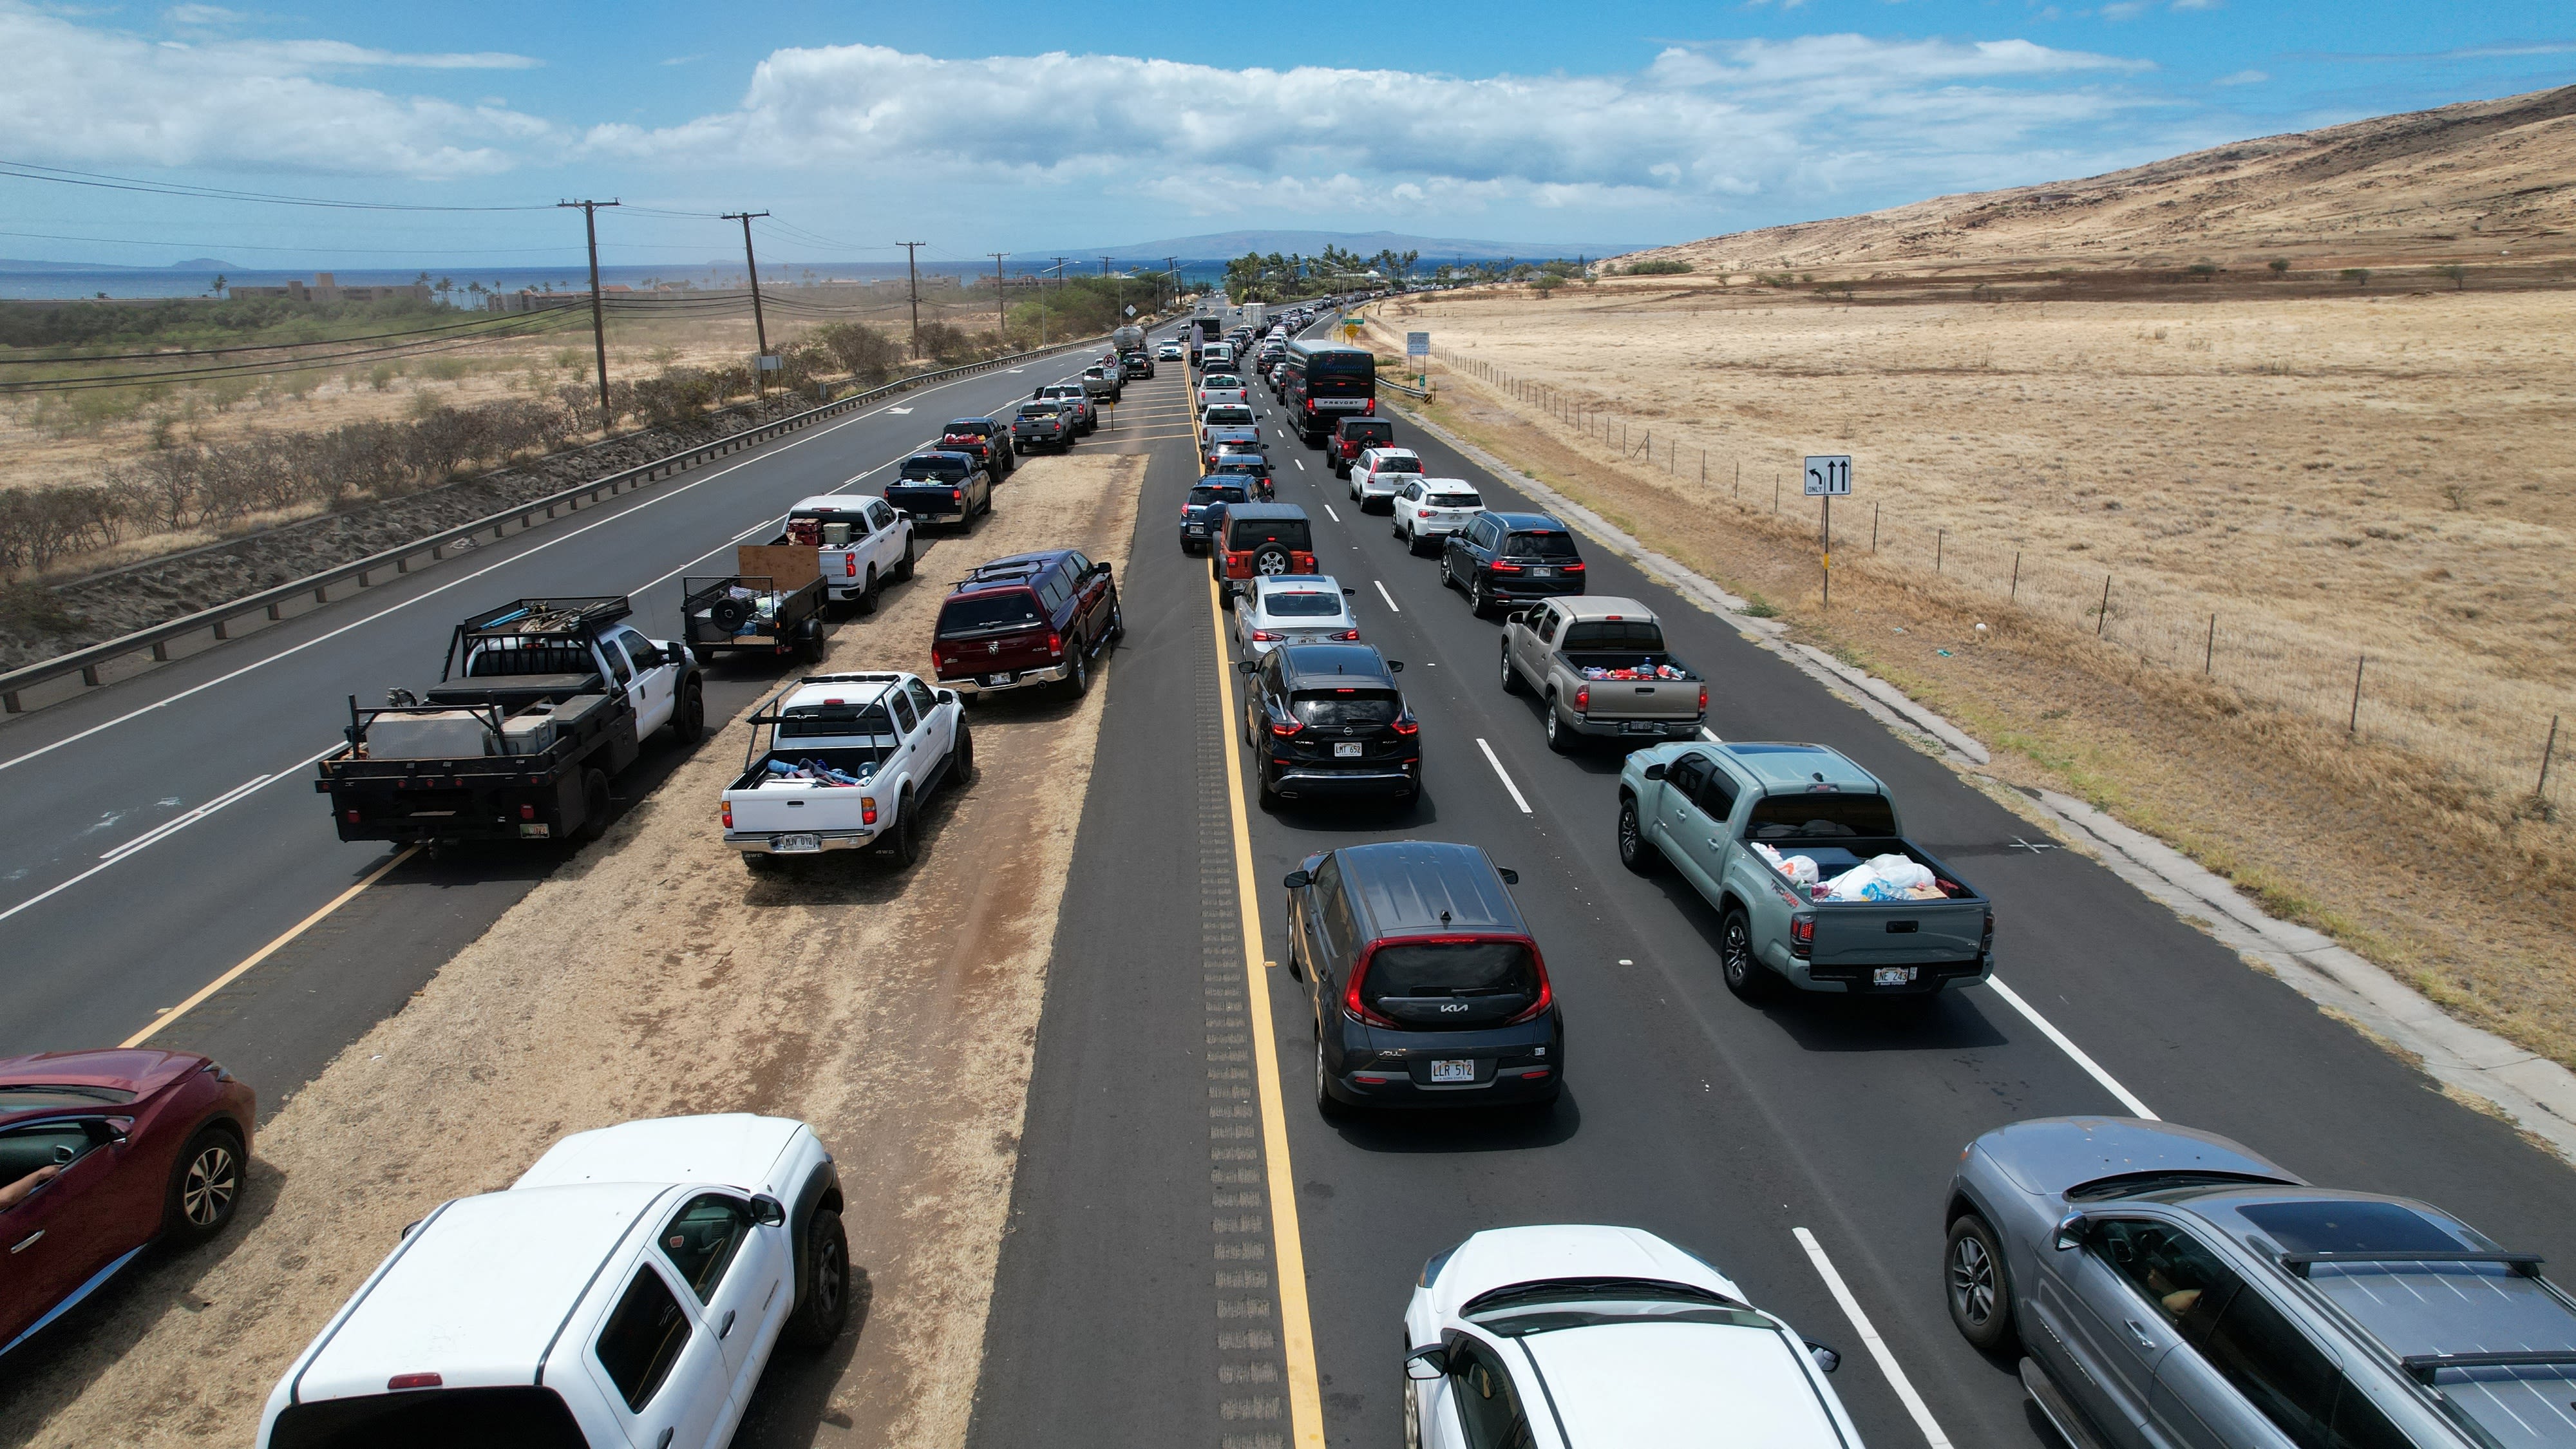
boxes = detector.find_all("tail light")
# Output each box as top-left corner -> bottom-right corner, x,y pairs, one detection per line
343,808 -> 361,824
1342,951 -> 1399,1027
1699,685 -> 1710,711
1790,913 -> 1817,960
520,804 -> 536,820
1506,944 -> 1555,1024
1251,629 -> 1284,642
1365,398 -> 1376,414
1294,553 -> 1316,569
721,800 -> 733,829
951,488 -> 962,502
1489,561 -> 1523,574
1563,562 -> 1586,573
1392,716 -> 1419,737
1046,630 -> 1063,656
386,1373 -> 442,1391
861,797 -> 879,826
1329,629 -> 1359,641
1981,909 -> 1995,954
1574,685 -> 1589,712
845,555 -> 858,578
1269,717 -> 1303,738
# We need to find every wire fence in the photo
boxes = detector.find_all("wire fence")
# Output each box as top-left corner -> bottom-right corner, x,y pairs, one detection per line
1421,343 -> 2570,810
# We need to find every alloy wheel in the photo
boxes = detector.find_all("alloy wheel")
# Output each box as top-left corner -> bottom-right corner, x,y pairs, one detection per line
182,1141 -> 238,1228
1950,1234 -> 1996,1327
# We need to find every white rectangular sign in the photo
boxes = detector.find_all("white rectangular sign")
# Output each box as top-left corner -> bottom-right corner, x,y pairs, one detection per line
1803,455 -> 1852,497
755,354 -> 783,372
1406,331 -> 1430,357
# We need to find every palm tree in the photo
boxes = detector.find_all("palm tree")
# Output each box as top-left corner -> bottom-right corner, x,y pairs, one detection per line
209,273 -> 228,298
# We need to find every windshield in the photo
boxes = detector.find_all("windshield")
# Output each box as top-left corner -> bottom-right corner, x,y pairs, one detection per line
1747,794 -> 1899,840
1340,423 -> 1393,445
1228,516 -> 1312,553
777,701 -> 895,741
1363,939 -> 1534,1004
1562,620 -> 1665,651
899,458 -> 969,482
1018,403 -> 1059,417
1308,350 -> 1374,379
1188,485 -> 1249,507
1505,531 -> 1580,560
1374,455 -> 1423,473
1463,1280 -> 1766,1338
1264,590 -> 1344,618
1426,490 -> 1482,508
938,591 -> 1044,636
1204,375 -> 1243,388
0,1084 -> 137,1108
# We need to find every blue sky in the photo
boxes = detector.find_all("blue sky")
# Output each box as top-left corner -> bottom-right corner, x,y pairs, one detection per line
0,0 -> 2567,270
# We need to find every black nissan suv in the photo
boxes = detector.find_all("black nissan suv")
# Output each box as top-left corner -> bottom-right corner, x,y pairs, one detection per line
1282,840 -> 1562,1117
1238,643 -> 1418,806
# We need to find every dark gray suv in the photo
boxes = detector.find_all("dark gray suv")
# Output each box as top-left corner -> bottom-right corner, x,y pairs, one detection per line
1282,840 -> 1561,1119
1947,1115 -> 2576,1449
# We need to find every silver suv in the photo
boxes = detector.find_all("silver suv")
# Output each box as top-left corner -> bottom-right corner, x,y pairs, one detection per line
1947,1115 -> 2576,1449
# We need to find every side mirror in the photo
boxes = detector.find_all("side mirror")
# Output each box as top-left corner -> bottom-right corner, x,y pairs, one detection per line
1282,870 -> 1312,890
937,689 -> 960,706
2054,1213 -> 2088,1251
1642,762 -> 1667,781
1341,587 -> 1356,596
80,1119 -> 129,1148
749,1195 -> 787,1227
1403,1346 -> 1448,1381
1387,661 -> 1405,672
1238,660 -> 1260,675
1805,1341 -> 1842,1375
1496,867 -> 1520,885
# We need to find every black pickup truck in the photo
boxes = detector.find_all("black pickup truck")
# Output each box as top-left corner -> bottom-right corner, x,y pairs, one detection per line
935,417 -> 1016,480
883,451 -> 992,531
314,596 -> 703,844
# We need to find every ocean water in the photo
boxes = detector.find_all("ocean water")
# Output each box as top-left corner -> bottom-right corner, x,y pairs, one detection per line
0,260 -> 1229,302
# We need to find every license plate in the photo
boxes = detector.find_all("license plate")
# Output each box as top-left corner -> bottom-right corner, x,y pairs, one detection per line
773,833 -> 820,854
1429,1059 -> 1475,1084
1873,967 -> 1918,987
1622,721 -> 1664,734
1334,741 -> 1363,758
1528,567 -> 1553,578
516,822 -> 551,838
984,673 -> 1012,686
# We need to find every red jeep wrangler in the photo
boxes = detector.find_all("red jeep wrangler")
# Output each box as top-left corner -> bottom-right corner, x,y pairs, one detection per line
1330,417 -> 1396,478
1210,503 -> 1319,607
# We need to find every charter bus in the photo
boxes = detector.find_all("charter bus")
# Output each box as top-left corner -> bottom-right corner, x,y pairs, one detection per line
1280,341 -> 1377,444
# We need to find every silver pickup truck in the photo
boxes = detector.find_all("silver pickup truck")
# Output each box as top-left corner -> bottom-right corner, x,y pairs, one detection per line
1499,596 -> 1705,752
1616,741 -> 1992,1004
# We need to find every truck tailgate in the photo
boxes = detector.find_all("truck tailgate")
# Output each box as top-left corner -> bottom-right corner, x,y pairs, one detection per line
727,781 -> 872,835
1809,899 -> 1985,969
1579,679 -> 1700,720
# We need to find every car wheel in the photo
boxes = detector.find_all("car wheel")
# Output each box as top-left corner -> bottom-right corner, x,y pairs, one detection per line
1253,545 -> 1291,577
1499,645 -> 1524,696
857,567 -> 881,616
952,723 -> 975,788
1721,908 -> 1772,1002
1108,601 -> 1126,642
1947,1213 -> 2018,1352
574,768 -> 612,843
1472,577 -> 1493,617
881,791 -> 920,869
1544,699 -> 1571,754
163,1122 -> 245,1244
786,1209 -> 851,1348
1618,797 -> 1662,875
1314,1036 -> 1351,1121
1256,762 -> 1280,811
1405,1374 -> 1425,1449
742,851 -> 777,875
1063,645 -> 1090,700
673,679 -> 706,745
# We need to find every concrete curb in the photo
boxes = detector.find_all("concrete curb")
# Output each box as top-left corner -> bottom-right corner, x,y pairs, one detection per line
1388,398 -> 2576,1165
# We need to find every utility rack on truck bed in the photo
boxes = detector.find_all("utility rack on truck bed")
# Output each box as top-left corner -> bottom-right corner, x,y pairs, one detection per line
316,596 -> 701,845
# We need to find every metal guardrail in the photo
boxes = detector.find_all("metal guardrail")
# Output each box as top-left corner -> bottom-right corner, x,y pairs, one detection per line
1378,375 -> 1435,402
0,334 -> 1119,714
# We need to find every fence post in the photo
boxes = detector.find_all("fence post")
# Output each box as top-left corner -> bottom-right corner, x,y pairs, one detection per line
2010,552 -> 2021,603
1734,462 -> 1740,499
1936,529 -> 1944,572
2097,574 -> 2112,636
2541,715 -> 2561,797
2204,614 -> 2216,675
2349,656 -> 2365,734
1774,474 -> 1780,513
1871,502 -> 1880,553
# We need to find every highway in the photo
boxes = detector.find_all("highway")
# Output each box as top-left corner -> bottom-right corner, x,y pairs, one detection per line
969,311 -> 2576,1449
3,308 -> 2570,1449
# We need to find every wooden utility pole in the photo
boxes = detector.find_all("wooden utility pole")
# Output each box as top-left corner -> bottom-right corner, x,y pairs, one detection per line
897,241 -> 925,357
558,198 -> 620,420
722,211 -> 771,395
989,252 -> 1009,345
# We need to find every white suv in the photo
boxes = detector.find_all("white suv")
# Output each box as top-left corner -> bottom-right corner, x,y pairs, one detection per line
1349,447 -> 1425,511
1390,478 -> 1484,555
1405,1226 -> 1860,1449
258,1115 -> 846,1449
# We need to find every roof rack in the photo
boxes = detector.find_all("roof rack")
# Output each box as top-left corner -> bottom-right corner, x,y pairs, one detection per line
459,596 -> 630,637
2399,1350 -> 2576,1385
796,673 -> 903,687
2279,1250 -> 2544,1279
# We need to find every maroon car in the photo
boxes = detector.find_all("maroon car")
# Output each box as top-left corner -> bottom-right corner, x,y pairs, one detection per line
1,1048 -> 254,1357
930,549 -> 1123,702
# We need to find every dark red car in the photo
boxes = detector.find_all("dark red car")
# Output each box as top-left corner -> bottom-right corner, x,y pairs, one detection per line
1329,417 -> 1396,478
931,549 -> 1124,702
1,1048 -> 254,1357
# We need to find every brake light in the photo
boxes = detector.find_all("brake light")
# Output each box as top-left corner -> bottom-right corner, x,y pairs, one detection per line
1981,909 -> 1995,954
1330,629 -> 1359,641
1046,631 -> 1063,656
1269,717 -> 1303,738
343,808 -> 361,824
1563,561 -> 1585,573
1392,716 -> 1419,736
1365,398 -> 1376,414
1251,630 -> 1284,642
1506,943 -> 1554,1024
520,804 -> 536,820
721,800 -> 732,829
1489,561 -> 1522,574
1343,949 -> 1399,1027
845,555 -> 857,578
861,797 -> 879,826
387,1373 -> 442,1391
1790,913 -> 1817,960
951,488 -> 962,502
1699,685 -> 1709,711
1575,685 -> 1589,712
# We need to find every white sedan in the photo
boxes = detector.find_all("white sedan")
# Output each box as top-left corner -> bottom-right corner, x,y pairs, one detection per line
1197,374 -> 1251,413
1391,478 -> 1484,556
1404,1226 -> 1862,1449
1350,446 -> 1426,511
1232,575 -> 1361,657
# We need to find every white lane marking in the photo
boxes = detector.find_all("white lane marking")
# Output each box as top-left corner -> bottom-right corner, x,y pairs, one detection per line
1701,726 -> 1724,742
1984,977 -> 2159,1119
1373,580 -> 1400,613
0,371 -> 998,777
0,743 -> 337,927
1323,504 -> 1341,523
98,771 -> 271,862
1294,458 -> 1305,471
1475,737 -> 1532,815
887,406 -> 912,414
1793,1227 -> 1956,1449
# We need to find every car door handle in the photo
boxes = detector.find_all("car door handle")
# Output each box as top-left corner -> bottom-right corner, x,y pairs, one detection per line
719,1309 -> 737,1340
1708,838 -> 1723,849
2125,1318 -> 2157,1350
656,1430 -> 674,1449
10,1230 -> 42,1254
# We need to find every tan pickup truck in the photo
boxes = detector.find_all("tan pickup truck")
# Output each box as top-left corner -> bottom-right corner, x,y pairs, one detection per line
1499,596 -> 1707,753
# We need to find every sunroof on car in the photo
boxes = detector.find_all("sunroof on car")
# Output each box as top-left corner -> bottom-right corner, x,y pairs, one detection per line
2238,1200 -> 2461,1254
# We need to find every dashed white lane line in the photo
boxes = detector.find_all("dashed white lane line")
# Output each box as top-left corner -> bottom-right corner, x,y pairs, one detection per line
1984,977 -> 2159,1119
1701,726 -> 1724,742
1793,1227 -> 1955,1449
1373,580 -> 1401,613
1294,458 -> 1306,471
1475,737 -> 1532,815
1323,504 -> 1341,523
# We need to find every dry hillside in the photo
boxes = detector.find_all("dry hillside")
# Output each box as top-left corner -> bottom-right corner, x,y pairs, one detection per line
1629,84 -> 2576,276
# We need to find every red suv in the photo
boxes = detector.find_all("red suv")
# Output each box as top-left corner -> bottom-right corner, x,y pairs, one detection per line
1330,417 -> 1396,478
1210,504 -> 1320,607
933,549 -> 1124,701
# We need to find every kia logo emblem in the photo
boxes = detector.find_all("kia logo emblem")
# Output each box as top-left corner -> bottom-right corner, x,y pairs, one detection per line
1438,1003 -> 1468,1014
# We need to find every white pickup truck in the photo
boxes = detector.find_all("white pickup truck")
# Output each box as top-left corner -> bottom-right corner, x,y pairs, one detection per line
721,672 -> 971,871
771,494 -> 916,614
258,1115 -> 846,1449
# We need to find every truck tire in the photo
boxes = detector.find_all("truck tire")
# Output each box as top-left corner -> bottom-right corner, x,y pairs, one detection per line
1062,645 -> 1090,701
1544,698 -> 1571,754
1720,907 -> 1773,1003
674,679 -> 705,745
951,724 -> 975,788
857,567 -> 881,616
162,1121 -> 245,1245
880,790 -> 919,869
785,1209 -> 851,1349
574,770 -> 611,844
1617,797 -> 1662,875
742,851 -> 777,875
1499,645 -> 1525,696
895,535 -> 916,580
1946,1212 -> 2017,1353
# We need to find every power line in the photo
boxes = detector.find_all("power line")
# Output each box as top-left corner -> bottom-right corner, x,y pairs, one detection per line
0,228 -> 583,259
0,308 -> 589,365
0,161 -> 556,213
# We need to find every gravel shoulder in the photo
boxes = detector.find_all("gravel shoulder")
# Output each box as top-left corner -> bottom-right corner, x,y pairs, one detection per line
0,451 -> 1146,1449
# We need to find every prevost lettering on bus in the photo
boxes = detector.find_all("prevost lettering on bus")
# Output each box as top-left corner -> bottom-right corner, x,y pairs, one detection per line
1282,340 -> 1376,443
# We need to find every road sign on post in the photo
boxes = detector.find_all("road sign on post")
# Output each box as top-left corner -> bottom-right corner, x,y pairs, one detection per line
1804,455 -> 1852,609
755,354 -> 782,372
1405,331 -> 1430,357
1124,304 -> 1137,317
